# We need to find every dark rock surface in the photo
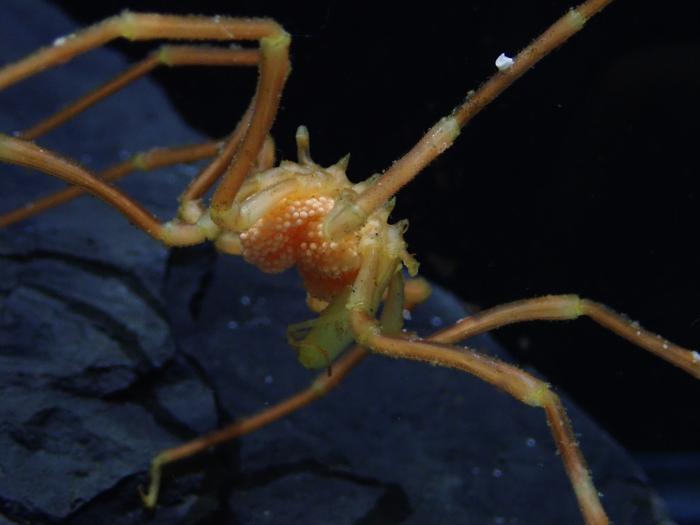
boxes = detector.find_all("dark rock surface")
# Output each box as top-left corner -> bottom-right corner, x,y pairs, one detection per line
0,2 -> 674,523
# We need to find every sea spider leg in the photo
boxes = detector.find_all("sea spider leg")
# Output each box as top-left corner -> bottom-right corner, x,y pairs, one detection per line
324,0 -> 615,239
351,310 -> 608,525
342,225 -> 610,524
139,274 -> 431,509
17,46 -> 260,141
0,140 -> 219,228
0,14 -> 290,235
431,295 -> 700,379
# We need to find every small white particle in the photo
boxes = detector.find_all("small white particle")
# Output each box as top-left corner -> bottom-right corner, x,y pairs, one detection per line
692,351 -> 700,363
526,437 -> 536,448
53,36 -> 67,47
240,295 -> 251,306
402,309 -> 412,321
495,53 -> 514,71
264,374 -> 274,384
492,468 -> 503,478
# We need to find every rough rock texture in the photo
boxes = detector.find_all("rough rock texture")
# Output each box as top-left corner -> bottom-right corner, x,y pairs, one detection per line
0,2 -> 674,524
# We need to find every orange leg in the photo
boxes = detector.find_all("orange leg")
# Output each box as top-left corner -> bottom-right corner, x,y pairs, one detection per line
0,140 -> 218,228
139,275 -> 432,508
324,0 -> 615,238
350,309 -> 610,525
0,13 -> 290,238
140,345 -> 370,509
432,295 -> 700,379
346,295 -> 698,524
17,45 -> 260,142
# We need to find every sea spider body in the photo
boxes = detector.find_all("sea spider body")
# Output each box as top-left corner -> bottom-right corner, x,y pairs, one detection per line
1,2 -> 698,524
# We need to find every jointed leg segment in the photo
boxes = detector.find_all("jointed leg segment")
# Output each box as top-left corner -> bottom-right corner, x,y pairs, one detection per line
432,295 -> 700,379
323,0 -> 615,238
139,275 -> 430,509
0,13 -> 290,242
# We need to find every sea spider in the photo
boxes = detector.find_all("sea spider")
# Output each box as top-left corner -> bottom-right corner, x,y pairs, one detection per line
0,1 -> 697,524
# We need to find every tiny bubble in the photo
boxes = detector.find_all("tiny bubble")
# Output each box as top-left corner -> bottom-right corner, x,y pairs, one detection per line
240,295 -> 251,306
526,437 -> 536,448
226,320 -> 239,330
430,316 -> 443,327
264,374 -> 274,385
692,351 -> 700,363
492,468 -> 503,478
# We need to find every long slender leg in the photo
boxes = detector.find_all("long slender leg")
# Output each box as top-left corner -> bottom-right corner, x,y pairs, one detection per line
17,46 -> 260,141
16,45 -> 266,217
140,345 -> 368,509
0,141 -> 219,228
350,309 -> 609,525
430,295 -> 700,379
324,0 -> 615,238
139,273 -> 428,509
0,134 -> 205,245
0,13 -> 290,230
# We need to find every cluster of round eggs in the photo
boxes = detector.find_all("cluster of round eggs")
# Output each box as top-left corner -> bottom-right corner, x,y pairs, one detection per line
239,195 -> 361,284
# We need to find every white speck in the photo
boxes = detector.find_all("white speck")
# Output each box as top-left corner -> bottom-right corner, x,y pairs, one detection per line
526,437 -> 536,448
692,351 -> 700,363
213,15 -> 221,23
264,374 -> 274,384
402,309 -> 412,321
240,295 -> 251,306
492,468 -> 503,478
53,36 -> 67,47
495,53 -> 514,71
226,320 -> 239,330
430,316 -> 443,327
662,343 -> 669,350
